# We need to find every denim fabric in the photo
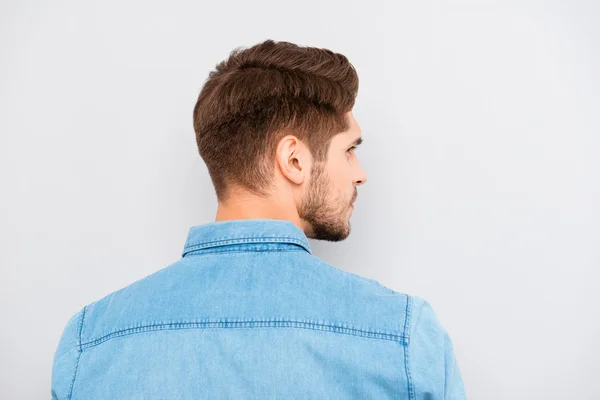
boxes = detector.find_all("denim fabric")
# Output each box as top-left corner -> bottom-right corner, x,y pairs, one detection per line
51,218 -> 466,399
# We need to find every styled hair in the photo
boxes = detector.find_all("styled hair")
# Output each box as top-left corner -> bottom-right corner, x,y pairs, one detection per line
192,39 -> 359,202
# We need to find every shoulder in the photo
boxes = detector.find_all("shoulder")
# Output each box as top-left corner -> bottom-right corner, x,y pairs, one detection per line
307,253 -> 406,295
305,254 -> 414,338
407,296 -> 450,340
405,296 -> 467,398
52,307 -> 86,399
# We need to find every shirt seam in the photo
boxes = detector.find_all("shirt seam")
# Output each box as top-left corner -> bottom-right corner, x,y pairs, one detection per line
404,295 -> 415,400
183,248 -> 307,257
67,305 -> 86,400
79,319 -> 409,351
183,236 -> 310,253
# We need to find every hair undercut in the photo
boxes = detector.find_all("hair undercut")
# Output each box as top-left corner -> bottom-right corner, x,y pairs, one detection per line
192,39 -> 359,202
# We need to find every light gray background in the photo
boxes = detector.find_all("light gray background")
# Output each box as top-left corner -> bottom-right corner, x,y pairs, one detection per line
1,0 -> 598,399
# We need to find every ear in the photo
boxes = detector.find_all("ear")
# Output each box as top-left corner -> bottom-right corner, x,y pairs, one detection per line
275,135 -> 309,185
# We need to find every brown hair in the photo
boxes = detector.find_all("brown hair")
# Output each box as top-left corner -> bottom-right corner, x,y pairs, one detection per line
192,39 -> 359,202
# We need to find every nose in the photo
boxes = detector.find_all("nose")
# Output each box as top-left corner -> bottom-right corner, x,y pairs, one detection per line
354,165 -> 367,186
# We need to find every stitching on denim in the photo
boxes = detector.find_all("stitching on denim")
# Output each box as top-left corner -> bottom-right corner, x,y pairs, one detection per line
183,236 -> 310,252
67,306 -> 86,400
184,235 -> 305,245
80,319 -> 409,350
404,295 -> 414,400
184,249 -> 306,257
188,234 -> 301,244
183,240 -> 310,257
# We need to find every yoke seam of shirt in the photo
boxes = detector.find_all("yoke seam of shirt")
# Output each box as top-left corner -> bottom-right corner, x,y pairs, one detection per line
79,319 -> 409,351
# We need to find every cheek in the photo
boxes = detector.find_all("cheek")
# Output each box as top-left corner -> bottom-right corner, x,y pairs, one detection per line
331,156 -> 353,178
330,172 -> 351,196
324,158 -> 352,192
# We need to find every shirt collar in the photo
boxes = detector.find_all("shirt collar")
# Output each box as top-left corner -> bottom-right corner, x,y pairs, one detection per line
181,218 -> 312,257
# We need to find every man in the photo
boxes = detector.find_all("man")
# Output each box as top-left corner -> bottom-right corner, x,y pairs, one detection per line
52,39 -> 466,399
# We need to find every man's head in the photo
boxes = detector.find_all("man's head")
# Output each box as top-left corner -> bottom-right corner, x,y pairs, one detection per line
192,39 -> 367,241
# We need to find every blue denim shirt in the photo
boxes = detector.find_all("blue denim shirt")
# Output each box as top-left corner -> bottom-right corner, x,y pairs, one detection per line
52,219 -> 466,399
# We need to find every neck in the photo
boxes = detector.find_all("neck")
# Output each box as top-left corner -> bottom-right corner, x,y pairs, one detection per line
215,196 -> 310,235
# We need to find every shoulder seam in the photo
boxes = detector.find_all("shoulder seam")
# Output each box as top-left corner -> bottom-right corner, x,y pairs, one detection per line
67,306 -> 86,400
404,295 -> 415,400
403,294 -> 412,340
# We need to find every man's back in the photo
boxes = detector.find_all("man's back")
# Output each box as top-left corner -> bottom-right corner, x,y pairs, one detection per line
51,219 -> 466,399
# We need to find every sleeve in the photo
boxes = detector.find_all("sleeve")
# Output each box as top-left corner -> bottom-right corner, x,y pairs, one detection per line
51,307 -> 85,400
407,296 -> 467,400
